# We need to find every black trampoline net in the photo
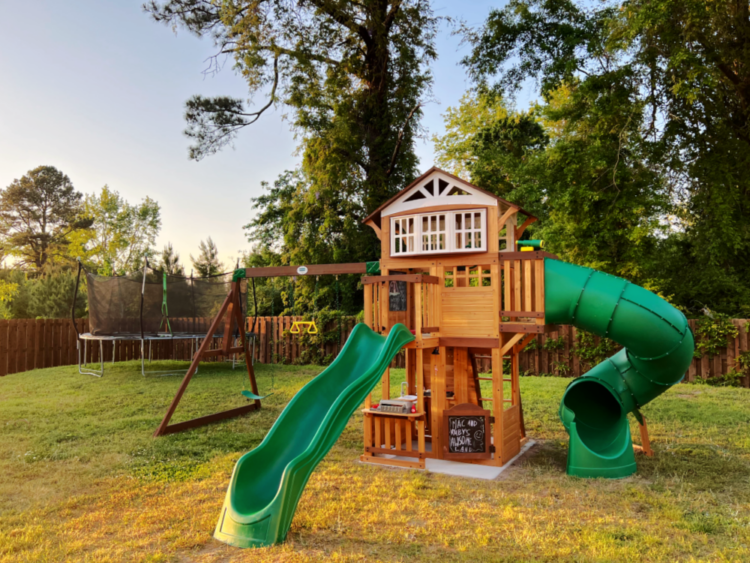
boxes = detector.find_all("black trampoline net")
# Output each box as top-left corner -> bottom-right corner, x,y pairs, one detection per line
85,268 -> 246,337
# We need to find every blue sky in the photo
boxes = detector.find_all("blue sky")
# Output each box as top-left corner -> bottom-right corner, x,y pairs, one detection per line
0,1 -> 530,268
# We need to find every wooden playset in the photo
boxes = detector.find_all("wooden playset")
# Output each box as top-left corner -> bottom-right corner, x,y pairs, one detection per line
359,166 -> 560,469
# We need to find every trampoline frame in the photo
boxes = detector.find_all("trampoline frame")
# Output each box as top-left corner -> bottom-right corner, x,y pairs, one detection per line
77,332 -> 255,378
77,333 -> 204,377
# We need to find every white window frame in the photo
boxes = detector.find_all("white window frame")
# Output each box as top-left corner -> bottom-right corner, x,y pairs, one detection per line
391,216 -> 416,256
389,208 -> 487,257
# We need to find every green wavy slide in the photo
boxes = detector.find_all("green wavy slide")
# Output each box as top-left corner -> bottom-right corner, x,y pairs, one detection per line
214,323 -> 414,548
545,259 -> 694,478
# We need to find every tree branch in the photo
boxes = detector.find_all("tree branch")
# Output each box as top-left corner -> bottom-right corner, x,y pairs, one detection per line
220,43 -> 342,67
306,0 -> 372,47
385,102 -> 421,177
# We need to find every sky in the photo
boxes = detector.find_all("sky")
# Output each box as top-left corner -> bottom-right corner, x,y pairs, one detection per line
0,1 -> 531,269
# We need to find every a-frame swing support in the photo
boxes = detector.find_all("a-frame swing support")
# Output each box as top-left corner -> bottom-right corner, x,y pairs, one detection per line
152,262 -> 372,437
153,281 -> 262,437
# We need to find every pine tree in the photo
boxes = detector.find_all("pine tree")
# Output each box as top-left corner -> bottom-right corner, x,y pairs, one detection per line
159,242 -> 184,276
0,166 -> 92,273
190,237 -> 224,277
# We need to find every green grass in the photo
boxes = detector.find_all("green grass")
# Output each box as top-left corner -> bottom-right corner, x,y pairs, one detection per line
1,361 -> 750,562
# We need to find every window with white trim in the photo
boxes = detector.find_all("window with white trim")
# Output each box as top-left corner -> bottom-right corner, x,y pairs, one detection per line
392,216 -> 415,255
454,211 -> 484,251
421,213 -> 446,252
390,209 -> 486,257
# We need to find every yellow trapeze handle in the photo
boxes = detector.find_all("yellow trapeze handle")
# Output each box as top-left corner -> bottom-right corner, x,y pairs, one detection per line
289,321 -> 318,334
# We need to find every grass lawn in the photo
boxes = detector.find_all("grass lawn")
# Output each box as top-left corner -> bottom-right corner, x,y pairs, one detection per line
1,360 -> 750,562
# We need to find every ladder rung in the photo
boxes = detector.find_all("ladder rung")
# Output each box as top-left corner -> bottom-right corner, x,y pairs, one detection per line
503,399 -> 512,403
478,377 -> 493,381
479,397 -> 493,401
503,378 -> 512,382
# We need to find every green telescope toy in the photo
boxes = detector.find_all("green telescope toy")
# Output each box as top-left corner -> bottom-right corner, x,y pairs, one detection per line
517,239 -> 544,249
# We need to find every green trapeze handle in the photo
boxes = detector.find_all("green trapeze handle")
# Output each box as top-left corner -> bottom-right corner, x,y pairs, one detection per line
241,390 -> 272,401
160,271 -> 172,334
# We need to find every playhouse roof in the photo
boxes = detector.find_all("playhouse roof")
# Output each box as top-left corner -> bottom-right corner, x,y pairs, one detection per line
363,166 -> 536,228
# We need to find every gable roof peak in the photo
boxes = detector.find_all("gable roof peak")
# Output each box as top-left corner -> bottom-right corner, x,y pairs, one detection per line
363,166 -> 535,227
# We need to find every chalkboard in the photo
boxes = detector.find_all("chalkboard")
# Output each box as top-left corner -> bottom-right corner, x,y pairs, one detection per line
442,403 -> 491,460
388,280 -> 407,312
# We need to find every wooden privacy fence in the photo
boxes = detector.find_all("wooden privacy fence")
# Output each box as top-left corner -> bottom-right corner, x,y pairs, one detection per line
0,317 -> 405,377
513,319 -> 750,387
0,317 -> 746,384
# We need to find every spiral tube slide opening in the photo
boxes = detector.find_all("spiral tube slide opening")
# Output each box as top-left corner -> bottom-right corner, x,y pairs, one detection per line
544,259 -> 694,478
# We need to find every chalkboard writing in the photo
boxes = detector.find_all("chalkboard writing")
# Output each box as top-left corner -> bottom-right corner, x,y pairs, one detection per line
448,416 -> 485,454
442,403 -> 491,460
389,280 -> 407,312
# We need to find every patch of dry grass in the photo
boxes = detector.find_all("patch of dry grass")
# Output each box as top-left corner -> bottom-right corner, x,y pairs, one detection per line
2,362 -> 750,562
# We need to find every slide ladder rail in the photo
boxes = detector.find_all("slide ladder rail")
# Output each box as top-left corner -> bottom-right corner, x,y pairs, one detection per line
544,259 -> 694,478
214,323 -> 414,548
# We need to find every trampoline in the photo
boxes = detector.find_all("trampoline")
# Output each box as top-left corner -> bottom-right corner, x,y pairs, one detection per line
72,261 -> 250,377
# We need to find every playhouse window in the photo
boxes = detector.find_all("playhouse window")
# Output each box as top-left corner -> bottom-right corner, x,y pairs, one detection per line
392,217 -> 415,255
421,214 -> 446,252
455,211 -> 484,251
390,209 -> 486,256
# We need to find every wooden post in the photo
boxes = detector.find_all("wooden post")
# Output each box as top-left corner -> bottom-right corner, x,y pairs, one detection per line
364,284 -> 373,328
431,347 -> 447,457
492,345 -> 504,465
416,345 -> 426,455
636,416 -> 654,457
454,348 -> 469,404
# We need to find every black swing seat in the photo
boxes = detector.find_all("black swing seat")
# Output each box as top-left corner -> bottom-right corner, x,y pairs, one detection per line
241,390 -> 273,400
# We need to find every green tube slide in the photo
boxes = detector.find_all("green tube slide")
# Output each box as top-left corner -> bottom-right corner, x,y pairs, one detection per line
214,323 -> 414,548
545,259 -> 694,478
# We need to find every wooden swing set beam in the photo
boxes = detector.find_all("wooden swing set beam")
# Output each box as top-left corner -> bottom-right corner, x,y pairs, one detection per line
241,263 -> 369,278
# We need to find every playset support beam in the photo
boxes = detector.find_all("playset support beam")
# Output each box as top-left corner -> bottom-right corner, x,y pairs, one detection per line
241,263 -> 368,278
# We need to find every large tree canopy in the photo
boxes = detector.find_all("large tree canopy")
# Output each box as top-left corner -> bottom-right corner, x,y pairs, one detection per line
146,0 -> 436,211
0,166 -> 91,273
147,0 -> 438,313
462,0 -> 750,315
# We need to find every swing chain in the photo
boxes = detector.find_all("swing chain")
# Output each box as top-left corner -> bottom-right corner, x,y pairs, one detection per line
335,275 -> 341,354
313,275 -> 319,315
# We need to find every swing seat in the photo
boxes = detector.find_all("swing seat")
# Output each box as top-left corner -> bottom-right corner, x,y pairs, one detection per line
242,390 -> 273,401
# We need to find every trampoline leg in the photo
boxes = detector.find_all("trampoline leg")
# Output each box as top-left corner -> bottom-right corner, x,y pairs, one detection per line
78,339 -> 104,378
112,340 -> 116,364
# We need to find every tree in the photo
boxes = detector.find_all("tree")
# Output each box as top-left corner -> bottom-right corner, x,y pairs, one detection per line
434,87 -> 667,282
147,1 -> 438,288
0,166 -> 91,273
70,186 -> 161,275
432,91 -> 510,178
0,278 -> 19,319
463,0 -> 750,315
27,267 -> 87,319
0,270 -> 32,319
191,237 -> 224,277
158,242 -> 184,275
